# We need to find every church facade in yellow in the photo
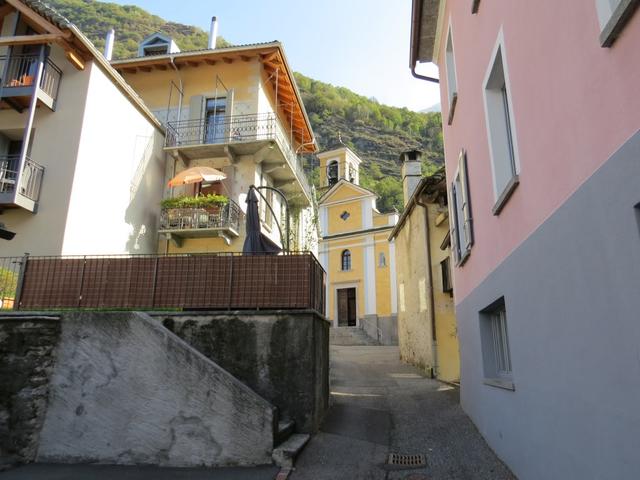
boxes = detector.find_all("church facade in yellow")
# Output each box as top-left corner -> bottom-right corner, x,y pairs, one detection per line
317,147 -> 398,344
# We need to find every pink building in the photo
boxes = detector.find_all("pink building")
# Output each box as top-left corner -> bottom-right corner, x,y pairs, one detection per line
411,1 -> 640,478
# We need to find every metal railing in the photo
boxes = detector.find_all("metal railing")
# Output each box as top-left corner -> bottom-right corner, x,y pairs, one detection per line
0,252 -> 326,314
0,54 -> 62,102
159,200 -> 242,233
165,113 -> 312,200
0,155 -> 44,202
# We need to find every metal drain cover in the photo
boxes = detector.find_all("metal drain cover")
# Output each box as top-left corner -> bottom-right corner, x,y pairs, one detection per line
387,453 -> 427,468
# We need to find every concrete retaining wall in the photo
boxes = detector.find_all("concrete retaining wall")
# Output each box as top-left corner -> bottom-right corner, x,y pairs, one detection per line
0,317 -> 60,469
0,312 -> 277,468
159,311 -> 330,433
361,315 -> 398,346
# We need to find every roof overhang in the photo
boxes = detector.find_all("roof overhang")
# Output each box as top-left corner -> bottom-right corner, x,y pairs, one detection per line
112,43 -> 317,154
410,0 -> 442,67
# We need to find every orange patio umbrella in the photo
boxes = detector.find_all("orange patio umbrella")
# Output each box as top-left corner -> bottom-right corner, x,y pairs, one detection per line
168,166 -> 226,187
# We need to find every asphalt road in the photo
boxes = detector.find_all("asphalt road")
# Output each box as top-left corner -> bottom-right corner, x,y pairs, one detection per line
290,345 -> 516,480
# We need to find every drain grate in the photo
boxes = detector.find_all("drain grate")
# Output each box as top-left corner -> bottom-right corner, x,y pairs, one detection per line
387,453 -> 427,468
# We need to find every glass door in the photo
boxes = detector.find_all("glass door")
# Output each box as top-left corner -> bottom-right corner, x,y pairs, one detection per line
204,97 -> 226,144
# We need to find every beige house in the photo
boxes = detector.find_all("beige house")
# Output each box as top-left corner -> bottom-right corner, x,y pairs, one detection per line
0,0 -> 165,257
112,35 -> 318,254
389,151 -> 459,382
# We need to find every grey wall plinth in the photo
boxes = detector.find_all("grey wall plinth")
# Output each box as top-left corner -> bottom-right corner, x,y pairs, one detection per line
36,312 -> 275,467
361,315 -> 398,346
159,310 -> 330,433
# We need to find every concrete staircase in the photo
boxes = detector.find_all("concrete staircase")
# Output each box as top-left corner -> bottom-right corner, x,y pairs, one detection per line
330,326 -> 379,346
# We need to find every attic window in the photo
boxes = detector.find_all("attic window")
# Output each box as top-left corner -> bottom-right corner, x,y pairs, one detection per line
340,211 -> 350,221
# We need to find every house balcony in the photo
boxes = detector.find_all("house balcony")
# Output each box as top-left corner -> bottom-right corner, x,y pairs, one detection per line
158,199 -> 242,247
0,155 -> 44,212
0,54 -> 62,111
165,113 -> 313,204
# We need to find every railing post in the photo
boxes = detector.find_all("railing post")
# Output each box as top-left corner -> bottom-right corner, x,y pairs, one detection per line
13,252 -> 29,310
150,255 -> 159,309
77,256 -> 87,308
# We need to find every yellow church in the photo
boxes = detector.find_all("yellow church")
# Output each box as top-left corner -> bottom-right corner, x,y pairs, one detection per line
317,147 -> 399,344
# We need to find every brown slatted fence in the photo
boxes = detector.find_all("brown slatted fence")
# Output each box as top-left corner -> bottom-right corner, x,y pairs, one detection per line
2,252 -> 325,314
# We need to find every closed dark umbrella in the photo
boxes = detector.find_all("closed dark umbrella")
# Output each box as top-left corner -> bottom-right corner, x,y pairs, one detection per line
242,187 -> 282,254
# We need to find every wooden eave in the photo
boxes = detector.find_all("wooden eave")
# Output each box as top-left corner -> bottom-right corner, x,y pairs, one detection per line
0,0 -> 91,69
112,44 -> 316,153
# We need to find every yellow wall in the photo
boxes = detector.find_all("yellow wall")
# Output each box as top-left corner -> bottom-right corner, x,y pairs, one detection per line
394,198 -> 459,382
325,183 -> 364,203
374,233 -> 392,316
327,200 -> 363,235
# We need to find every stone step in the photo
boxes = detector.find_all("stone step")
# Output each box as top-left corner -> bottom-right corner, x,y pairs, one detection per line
275,419 -> 296,446
329,327 -> 378,346
272,434 -> 310,469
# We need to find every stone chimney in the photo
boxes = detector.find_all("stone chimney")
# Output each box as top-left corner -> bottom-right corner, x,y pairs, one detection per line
208,17 -> 219,49
400,150 -> 422,206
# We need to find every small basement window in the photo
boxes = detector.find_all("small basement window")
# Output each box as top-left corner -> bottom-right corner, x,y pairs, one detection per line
479,297 -> 514,391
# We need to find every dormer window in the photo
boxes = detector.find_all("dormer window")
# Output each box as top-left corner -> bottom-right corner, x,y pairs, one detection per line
138,33 -> 180,57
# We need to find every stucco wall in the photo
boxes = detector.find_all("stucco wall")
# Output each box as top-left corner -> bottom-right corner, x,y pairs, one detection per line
437,1 -> 640,302
36,312 -> 275,467
457,131 -> 640,479
61,61 -> 165,255
160,311 -> 330,434
1,47 -> 93,257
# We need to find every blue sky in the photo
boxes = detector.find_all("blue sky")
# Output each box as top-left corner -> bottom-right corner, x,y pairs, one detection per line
107,0 -> 441,112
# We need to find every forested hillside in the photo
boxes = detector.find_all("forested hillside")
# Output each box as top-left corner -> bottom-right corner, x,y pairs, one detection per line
46,0 -> 443,211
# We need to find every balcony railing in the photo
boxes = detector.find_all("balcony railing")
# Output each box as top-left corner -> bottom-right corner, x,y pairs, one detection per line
0,54 -> 62,105
166,113 -> 312,200
0,155 -> 44,202
159,200 -> 242,236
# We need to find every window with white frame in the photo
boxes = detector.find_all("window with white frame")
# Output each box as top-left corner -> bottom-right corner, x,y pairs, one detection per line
595,0 -> 640,47
449,149 -> 473,265
445,25 -> 458,125
484,38 -> 519,215
341,250 -> 351,271
479,297 -> 514,390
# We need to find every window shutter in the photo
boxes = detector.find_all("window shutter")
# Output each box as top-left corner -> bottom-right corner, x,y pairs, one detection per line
458,149 -> 474,252
449,183 -> 460,263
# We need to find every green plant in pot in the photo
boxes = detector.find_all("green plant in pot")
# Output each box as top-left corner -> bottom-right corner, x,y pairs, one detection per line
161,194 -> 229,210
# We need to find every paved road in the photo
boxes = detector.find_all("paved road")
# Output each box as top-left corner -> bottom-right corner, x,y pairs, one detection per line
291,346 -> 515,480
0,464 -> 279,479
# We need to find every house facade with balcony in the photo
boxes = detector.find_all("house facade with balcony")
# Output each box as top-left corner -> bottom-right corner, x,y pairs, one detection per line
317,147 -> 398,344
411,0 -> 640,478
0,0 -> 165,257
112,39 -> 318,254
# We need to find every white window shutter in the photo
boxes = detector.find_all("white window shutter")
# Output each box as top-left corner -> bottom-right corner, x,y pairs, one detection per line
449,183 -> 460,263
459,149 -> 474,252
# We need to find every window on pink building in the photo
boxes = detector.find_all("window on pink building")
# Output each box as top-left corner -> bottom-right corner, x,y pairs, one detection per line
596,0 -> 640,47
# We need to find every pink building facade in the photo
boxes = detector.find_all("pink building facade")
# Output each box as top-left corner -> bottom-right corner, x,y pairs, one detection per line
411,1 -> 640,478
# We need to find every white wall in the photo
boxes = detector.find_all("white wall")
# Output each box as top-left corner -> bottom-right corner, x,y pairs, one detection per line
61,61 -> 165,255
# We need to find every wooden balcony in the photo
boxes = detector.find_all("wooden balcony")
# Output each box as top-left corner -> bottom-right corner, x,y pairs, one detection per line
158,200 -> 242,246
0,155 -> 44,212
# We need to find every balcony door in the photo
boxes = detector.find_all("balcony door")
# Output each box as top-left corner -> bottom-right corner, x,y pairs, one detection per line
204,97 -> 226,144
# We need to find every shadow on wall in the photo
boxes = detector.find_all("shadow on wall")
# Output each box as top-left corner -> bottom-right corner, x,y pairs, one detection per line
125,134 -> 164,253
635,203 -> 640,239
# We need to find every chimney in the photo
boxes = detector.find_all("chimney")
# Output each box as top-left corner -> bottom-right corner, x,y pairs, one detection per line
400,150 -> 422,206
208,16 -> 219,49
104,29 -> 115,61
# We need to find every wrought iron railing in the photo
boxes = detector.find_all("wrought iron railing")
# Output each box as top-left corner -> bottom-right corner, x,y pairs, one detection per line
0,252 -> 326,314
0,54 -> 62,102
159,200 -> 242,233
0,155 -> 44,202
165,113 -> 312,200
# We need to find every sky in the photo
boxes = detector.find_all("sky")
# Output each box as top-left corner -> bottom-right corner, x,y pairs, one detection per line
107,0 -> 441,112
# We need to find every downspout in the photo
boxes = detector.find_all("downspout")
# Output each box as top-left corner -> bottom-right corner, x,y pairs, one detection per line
166,56 -> 183,255
410,0 -> 440,84
416,194 -> 439,378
